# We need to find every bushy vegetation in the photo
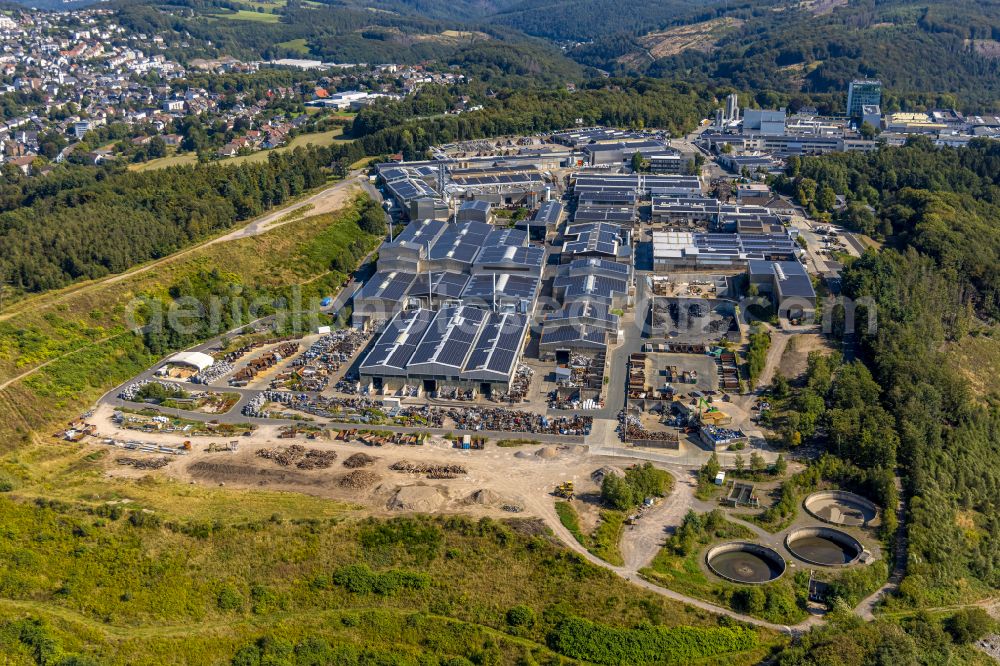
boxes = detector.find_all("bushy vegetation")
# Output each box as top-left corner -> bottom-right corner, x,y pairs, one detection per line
547,615 -> 758,664
777,609 -> 994,665
555,501 -> 625,565
0,498 -> 772,664
746,326 -> 771,388
600,462 -> 674,511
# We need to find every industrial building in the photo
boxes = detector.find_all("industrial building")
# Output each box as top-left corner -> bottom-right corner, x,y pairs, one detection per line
516,200 -> 562,240
652,231 -> 799,271
561,222 -> 631,263
747,260 -> 816,320
359,306 -> 529,396
456,199 -> 493,223
572,173 -> 702,197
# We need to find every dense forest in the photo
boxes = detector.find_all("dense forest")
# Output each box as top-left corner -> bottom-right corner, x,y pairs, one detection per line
0,145 -> 361,292
570,0 -> 1000,111
352,78 -> 715,158
771,139 -> 1000,624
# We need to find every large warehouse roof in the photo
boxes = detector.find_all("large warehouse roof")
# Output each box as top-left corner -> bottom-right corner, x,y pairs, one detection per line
361,306 -> 529,383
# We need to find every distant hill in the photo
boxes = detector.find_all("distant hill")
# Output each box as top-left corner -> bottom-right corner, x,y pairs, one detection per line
568,0 -> 1000,109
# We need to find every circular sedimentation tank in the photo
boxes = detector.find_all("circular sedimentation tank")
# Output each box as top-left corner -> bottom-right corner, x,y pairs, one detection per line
785,527 -> 863,567
706,542 -> 786,584
803,490 -> 879,527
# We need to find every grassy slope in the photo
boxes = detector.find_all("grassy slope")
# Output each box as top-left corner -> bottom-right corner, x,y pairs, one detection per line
0,500 -> 782,664
0,195 -> 380,453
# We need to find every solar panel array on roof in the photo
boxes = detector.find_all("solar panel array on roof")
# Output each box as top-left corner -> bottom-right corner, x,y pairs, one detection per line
540,324 -> 608,347
573,174 -> 701,196
462,273 -> 540,300
564,257 -> 631,277
386,178 -> 438,203
360,306 -> 529,383
462,311 -> 529,380
355,270 -> 416,301
429,221 -> 493,265
410,271 -> 470,299
573,205 -> 635,223
546,300 -> 620,329
554,274 -> 629,302
563,222 -> 623,257
473,245 -> 544,273
450,173 -> 544,187
578,191 -> 638,205
485,227 -> 528,248
531,201 -> 563,226
360,309 -> 435,374
390,219 -> 447,248
410,306 -> 487,370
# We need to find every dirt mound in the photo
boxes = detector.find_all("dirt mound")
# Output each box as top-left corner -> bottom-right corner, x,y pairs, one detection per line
467,488 -> 503,505
388,485 -> 446,512
343,452 -> 376,468
535,446 -> 560,459
514,450 -> 534,459
339,470 -> 380,489
592,465 -> 626,484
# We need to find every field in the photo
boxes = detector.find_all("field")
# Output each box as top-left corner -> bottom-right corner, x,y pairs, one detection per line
207,8 -> 281,22
129,150 -> 197,172
276,37 -> 310,54
131,128 -> 348,172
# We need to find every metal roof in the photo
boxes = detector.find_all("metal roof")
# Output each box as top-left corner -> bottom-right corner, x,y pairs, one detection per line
410,271 -> 470,299
474,244 -> 544,273
359,308 -> 435,374
462,273 -> 540,301
428,221 -> 493,265
355,270 -> 416,302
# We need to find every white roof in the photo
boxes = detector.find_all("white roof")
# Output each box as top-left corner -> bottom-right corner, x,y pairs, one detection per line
166,351 -> 214,371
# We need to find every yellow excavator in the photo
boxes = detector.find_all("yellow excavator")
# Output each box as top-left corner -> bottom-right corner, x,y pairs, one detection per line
554,481 -> 575,499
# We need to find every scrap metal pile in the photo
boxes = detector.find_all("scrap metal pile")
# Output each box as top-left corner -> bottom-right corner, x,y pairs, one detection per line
192,362 -> 233,385
290,329 -> 371,391
622,415 -> 678,442
389,460 -> 467,478
444,406 -> 592,435
256,444 -> 337,469
118,380 -> 178,401
495,364 -> 533,403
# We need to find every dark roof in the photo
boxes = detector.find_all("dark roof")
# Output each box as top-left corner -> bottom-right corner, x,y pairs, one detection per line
356,270 -> 416,301
410,271 -> 469,299
463,273 -> 540,301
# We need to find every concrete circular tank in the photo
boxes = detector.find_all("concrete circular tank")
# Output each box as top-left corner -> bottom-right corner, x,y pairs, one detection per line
803,490 -> 879,527
706,542 -> 786,584
785,527 -> 864,567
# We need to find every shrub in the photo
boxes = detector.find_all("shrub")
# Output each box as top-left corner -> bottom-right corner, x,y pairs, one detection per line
945,607 -> 992,644
547,616 -> 758,664
506,605 -> 535,628
331,564 -> 430,596
217,584 -> 243,612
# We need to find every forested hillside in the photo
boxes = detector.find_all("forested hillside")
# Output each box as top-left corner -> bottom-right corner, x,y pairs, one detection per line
571,0 -> 1000,110
774,138 -> 1000,610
